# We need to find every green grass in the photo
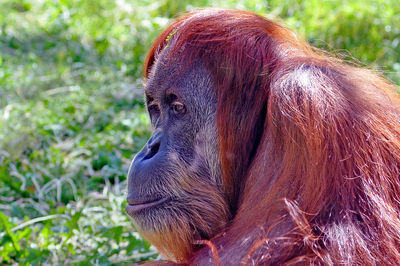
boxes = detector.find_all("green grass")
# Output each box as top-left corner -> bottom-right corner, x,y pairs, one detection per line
0,0 -> 399,264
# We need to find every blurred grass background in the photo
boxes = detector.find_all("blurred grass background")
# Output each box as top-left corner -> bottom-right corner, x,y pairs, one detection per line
0,0 -> 399,264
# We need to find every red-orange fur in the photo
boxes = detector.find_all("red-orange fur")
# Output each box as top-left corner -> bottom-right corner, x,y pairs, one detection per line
144,8 -> 400,265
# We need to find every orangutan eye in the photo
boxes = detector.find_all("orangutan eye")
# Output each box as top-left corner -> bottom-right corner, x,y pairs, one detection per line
148,104 -> 160,125
148,104 -> 160,114
171,102 -> 186,115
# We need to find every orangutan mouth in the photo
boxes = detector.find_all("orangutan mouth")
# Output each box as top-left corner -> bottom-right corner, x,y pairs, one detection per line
126,197 -> 170,216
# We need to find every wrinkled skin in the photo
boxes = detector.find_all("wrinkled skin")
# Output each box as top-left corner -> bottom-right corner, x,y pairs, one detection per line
126,50 -> 230,260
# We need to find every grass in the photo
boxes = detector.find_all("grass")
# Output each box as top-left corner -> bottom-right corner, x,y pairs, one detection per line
0,0 -> 399,264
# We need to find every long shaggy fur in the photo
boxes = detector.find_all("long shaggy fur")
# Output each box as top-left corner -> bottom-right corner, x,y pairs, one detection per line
144,8 -> 400,264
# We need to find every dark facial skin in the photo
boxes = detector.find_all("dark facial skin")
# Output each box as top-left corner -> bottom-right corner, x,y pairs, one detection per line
126,50 -> 229,256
